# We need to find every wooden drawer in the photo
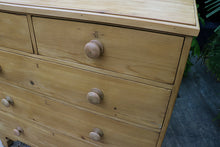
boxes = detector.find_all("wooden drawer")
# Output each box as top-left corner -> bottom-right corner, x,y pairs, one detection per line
0,49 -> 171,129
33,17 -> 184,84
0,81 -> 159,147
0,12 -> 33,53
0,111 -> 93,147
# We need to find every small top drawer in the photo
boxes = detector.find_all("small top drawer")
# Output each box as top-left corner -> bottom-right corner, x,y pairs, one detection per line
33,17 -> 184,84
0,12 -> 33,53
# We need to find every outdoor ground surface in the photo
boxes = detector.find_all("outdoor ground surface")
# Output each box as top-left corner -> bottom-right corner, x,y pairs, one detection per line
162,61 -> 220,147
3,61 -> 220,147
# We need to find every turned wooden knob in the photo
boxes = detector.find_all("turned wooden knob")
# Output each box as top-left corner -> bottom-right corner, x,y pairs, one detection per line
1,96 -> 14,107
89,128 -> 104,141
84,40 -> 104,59
13,127 -> 24,136
87,88 -> 104,104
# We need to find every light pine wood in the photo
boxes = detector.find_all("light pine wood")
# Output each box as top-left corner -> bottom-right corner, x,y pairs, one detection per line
26,14 -> 38,54
0,1 -> 200,36
0,0 -> 200,37
156,37 -> 193,147
0,12 -> 33,53
0,49 -> 171,129
0,111 -> 95,147
0,46 -> 173,89
0,81 -> 159,147
0,0 -> 197,26
33,17 -> 184,84
0,1 -> 199,146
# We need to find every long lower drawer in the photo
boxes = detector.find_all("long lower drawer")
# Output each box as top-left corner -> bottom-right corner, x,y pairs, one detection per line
0,111 -> 93,147
0,81 -> 159,147
0,49 -> 171,129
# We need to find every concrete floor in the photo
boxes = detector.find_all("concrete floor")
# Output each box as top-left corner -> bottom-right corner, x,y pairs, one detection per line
162,62 -> 220,147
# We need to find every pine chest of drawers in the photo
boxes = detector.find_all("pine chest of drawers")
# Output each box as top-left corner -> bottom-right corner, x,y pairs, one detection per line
0,0 -> 199,147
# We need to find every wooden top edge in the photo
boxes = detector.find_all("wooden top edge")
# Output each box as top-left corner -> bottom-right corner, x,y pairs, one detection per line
0,1 -> 200,36
0,1 -> 197,25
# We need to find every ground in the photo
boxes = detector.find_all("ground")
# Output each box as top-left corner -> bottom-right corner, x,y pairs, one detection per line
163,61 -> 220,147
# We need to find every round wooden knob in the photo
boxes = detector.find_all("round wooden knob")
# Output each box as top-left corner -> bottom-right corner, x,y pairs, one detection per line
84,40 -> 104,59
13,127 -> 24,136
1,96 -> 14,107
89,128 -> 104,141
87,88 -> 104,104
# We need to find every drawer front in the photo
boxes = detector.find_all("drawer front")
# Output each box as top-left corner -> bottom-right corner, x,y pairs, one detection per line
0,12 -> 33,53
0,111 -> 93,147
0,50 -> 171,129
33,17 -> 184,84
0,82 -> 159,147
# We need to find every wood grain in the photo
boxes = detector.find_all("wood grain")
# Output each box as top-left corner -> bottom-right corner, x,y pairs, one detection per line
0,12 -> 33,53
0,111 -> 95,147
156,37 -> 193,147
33,17 -> 184,84
0,1 -> 199,146
0,46 -> 173,89
0,49 -> 171,129
0,1 -> 199,36
26,14 -> 38,54
0,81 -> 159,147
0,0 -> 196,26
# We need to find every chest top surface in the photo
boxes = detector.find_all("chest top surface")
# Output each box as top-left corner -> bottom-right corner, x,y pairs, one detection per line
0,0 -> 196,25
0,0 -> 199,36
